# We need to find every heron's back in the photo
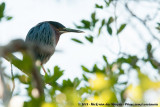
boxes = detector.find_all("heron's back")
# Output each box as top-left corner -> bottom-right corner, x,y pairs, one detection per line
25,22 -> 56,64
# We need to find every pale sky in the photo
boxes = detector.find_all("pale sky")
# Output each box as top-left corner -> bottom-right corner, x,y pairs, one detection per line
0,0 -> 104,81
0,0 -> 159,79
1,0 -> 160,82
0,0 -> 160,106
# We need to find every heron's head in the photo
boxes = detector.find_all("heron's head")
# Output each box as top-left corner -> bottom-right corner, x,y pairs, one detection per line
48,21 -> 84,35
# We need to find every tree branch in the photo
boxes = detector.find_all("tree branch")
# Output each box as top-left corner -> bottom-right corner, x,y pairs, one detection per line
0,39 -> 45,96
125,3 -> 160,43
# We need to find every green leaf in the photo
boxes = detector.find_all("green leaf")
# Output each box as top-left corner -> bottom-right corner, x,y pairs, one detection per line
95,4 -> 103,9
101,19 -> 105,26
107,17 -> 114,25
19,75 -> 30,84
44,66 -> 63,84
117,24 -> 126,34
119,69 -> 125,74
21,53 -> 34,74
62,78 -> 81,89
117,55 -> 139,68
92,64 -> 101,73
107,25 -> 112,35
98,19 -> 105,36
147,43 -> 152,53
75,20 -> 91,30
104,0 -> 113,7
91,12 -> 98,27
81,20 -> 91,29
82,74 -> 88,81
52,66 -> 64,81
79,86 -> 91,94
62,79 -> 73,87
81,65 -> 90,73
85,35 -> 93,43
75,24 -> 84,29
71,38 -> 83,44
98,27 -> 102,36
103,55 -> 108,64
106,17 -> 114,35
92,64 -> 106,73
147,43 -> 152,58
73,77 -> 81,88
0,2 -> 5,11
0,2 -> 5,19
6,16 -> 13,20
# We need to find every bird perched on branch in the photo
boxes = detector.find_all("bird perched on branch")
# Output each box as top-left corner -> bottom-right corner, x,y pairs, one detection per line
25,21 -> 84,73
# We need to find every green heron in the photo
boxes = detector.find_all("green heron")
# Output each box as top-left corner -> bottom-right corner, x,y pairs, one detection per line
25,21 -> 83,73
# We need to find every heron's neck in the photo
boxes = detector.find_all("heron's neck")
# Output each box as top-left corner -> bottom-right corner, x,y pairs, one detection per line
49,24 -> 61,45
56,34 -> 60,45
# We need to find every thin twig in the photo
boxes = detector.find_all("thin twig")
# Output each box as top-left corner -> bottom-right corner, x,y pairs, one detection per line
0,39 -> 44,96
10,63 -> 15,93
0,39 -> 61,91
113,1 -> 122,55
125,3 -> 160,43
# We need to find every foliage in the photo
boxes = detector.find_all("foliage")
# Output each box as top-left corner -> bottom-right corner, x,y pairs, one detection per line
1,0 -> 160,107
0,2 -> 12,21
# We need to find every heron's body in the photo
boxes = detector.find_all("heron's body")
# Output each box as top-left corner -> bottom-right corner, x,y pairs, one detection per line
25,21 -> 83,67
26,22 -> 61,63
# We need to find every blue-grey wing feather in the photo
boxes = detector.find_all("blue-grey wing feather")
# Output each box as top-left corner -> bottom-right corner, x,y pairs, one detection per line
25,22 -> 55,64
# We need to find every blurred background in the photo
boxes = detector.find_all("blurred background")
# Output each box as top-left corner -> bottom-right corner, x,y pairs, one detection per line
0,0 -> 160,107
0,0 -> 96,80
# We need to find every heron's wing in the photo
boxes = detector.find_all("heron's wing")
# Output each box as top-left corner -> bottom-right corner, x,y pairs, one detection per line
25,22 -> 55,46
25,22 -> 55,64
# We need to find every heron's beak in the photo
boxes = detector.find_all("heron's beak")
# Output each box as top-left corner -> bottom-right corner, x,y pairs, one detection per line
59,28 -> 84,33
